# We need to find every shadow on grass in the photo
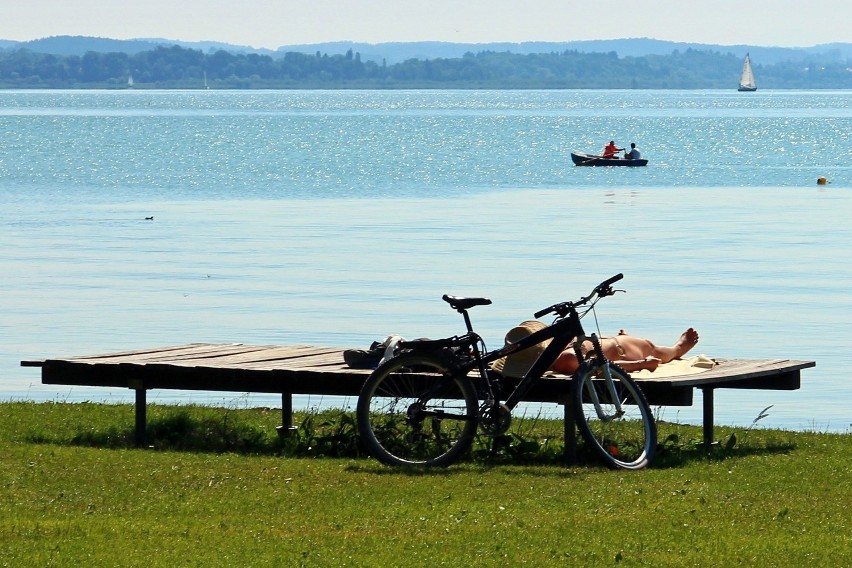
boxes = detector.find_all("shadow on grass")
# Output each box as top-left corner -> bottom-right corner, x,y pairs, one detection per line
26,406 -> 798,470
27,407 -> 366,459
651,425 -> 798,469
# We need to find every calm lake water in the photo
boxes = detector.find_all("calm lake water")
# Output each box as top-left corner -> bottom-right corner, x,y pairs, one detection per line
1,89 -> 850,432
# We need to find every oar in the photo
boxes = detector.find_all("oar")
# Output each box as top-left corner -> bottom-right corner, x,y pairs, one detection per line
577,153 -> 607,165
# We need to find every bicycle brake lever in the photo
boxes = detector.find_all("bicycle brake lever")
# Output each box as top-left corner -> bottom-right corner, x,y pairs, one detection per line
599,286 -> 625,297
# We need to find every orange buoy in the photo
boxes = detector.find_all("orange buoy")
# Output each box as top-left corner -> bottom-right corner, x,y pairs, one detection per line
817,176 -> 828,185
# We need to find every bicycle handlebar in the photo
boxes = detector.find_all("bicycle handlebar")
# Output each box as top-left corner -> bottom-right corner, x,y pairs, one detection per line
533,273 -> 623,319
599,272 -> 624,289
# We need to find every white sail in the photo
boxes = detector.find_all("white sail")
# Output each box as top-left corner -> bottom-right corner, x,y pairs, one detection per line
738,54 -> 757,91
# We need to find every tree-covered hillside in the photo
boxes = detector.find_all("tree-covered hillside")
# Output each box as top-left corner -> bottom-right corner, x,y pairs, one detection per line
0,43 -> 849,89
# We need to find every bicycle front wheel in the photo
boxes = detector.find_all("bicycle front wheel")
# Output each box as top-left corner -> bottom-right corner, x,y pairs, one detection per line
573,364 -> 657,469
356,352 -> 479,467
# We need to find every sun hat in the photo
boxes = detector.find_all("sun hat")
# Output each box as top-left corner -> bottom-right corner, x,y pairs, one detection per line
490,320 -> 551,378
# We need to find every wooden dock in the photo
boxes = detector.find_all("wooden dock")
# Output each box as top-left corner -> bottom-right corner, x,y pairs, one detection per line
22,343 -> 815,452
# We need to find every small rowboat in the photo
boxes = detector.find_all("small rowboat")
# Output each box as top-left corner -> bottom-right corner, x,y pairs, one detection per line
571,151 -> 648,167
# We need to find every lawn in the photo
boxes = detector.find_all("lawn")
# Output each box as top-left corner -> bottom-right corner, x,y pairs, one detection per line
0,402 -> 849,566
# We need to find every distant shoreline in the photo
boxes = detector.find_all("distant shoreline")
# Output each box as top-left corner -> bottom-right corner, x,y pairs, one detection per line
1,40 -> 850,90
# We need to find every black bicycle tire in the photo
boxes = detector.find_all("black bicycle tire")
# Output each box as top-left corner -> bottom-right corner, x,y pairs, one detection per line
356,352 -> 479,467
572,363 -> 657,469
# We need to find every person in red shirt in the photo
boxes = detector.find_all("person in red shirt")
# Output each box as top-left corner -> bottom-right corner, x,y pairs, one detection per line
602,141 -> 624,158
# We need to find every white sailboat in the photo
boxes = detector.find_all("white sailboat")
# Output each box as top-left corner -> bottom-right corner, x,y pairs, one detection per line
127,74 -> 134,88
738,53 -> 757,92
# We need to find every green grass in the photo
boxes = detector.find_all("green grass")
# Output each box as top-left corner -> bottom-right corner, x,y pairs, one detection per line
1,401 -> 850,567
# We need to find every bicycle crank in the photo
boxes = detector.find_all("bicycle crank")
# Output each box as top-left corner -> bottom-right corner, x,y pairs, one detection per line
478,402 -> 512,436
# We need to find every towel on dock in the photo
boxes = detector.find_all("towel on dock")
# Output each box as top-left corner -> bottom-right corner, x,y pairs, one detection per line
629,354 -> 716,378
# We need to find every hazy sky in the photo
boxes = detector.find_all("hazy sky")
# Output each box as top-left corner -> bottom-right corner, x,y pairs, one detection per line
4,1 -> 850,49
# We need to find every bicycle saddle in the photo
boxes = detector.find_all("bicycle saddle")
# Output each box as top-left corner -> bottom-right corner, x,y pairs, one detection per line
441,294 -> 492,311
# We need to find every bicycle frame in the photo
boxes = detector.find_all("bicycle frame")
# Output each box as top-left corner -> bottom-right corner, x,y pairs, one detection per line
398,275 -> 625,420
442,306 -> 596,411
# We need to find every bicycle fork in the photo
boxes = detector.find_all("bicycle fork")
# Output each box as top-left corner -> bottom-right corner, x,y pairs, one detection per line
579,334 -> 625,422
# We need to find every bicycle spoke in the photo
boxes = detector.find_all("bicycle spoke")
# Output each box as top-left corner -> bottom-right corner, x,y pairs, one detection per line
357,354 -> 478,467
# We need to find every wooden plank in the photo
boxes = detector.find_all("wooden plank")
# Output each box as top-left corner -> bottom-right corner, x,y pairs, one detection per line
40,343 -> 243,364
134,344 -> 285,363
48,345 -> 335,370
194,347 -> 345,368
87,344 -> 288,364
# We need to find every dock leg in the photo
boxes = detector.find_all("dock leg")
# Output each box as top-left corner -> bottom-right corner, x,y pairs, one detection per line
701,387 -> 715,448
282,392 -> 293,429
562,399 -> 577,465
276,392 -> 297,438
134,387 -> 147,447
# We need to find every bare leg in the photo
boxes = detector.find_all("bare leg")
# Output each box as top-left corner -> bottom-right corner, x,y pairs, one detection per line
649,328 -> 699,363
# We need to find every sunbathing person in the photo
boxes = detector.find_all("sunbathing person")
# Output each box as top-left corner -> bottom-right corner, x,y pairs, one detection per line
552,328 -> 700,374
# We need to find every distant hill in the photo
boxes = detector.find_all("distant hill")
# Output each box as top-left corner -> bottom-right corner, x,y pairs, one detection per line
2,35 -> 850,66
277,39 -> 852,66
1,35 -> 275,57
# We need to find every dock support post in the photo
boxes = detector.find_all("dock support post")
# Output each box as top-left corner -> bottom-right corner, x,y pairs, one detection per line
134,387 -> 147,447
276,392 -> 297,438
701,387 -> 715,448
562,397 -> 577,465
282,392 -> 292,429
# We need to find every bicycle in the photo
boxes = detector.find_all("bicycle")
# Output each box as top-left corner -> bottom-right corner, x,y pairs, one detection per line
356,274 -> 657,469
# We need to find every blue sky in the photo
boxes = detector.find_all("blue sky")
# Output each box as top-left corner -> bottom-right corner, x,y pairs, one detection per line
4,0 -> 850,48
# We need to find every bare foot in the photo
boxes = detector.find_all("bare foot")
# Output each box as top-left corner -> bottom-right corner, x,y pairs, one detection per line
674,328 -> 699,358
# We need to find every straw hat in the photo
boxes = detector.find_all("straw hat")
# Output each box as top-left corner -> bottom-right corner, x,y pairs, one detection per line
490,320 -> 551,378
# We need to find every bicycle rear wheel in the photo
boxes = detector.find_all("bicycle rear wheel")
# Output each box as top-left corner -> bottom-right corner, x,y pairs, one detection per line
573,364 -> 656,469
357,352 -> 479,467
